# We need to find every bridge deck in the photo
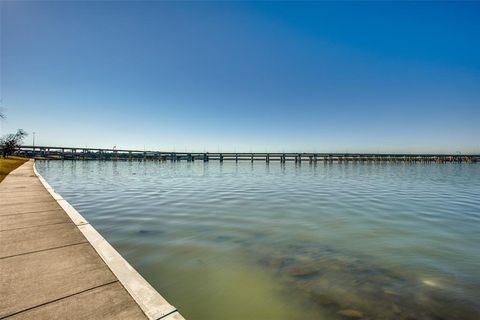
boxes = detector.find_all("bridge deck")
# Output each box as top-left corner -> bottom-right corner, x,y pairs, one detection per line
17,146 -> 479,163
0,161 -> 184,320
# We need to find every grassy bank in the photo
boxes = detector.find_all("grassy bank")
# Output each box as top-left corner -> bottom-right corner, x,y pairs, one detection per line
0,157 -> 29,183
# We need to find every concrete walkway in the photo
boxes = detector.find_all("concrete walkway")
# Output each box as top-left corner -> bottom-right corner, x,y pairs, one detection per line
0,161 -> 184,320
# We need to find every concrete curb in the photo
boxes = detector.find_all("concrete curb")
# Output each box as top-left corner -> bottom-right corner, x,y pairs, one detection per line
32,160 -> 185,320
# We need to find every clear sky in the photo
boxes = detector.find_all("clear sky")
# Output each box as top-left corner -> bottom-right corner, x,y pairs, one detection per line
1,1 -> 479,153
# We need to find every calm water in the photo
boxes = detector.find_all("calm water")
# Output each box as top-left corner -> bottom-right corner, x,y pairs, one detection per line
36,161 -> 480,320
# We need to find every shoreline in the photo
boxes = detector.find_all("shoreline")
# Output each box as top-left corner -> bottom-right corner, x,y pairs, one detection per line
0,160 -> 184,320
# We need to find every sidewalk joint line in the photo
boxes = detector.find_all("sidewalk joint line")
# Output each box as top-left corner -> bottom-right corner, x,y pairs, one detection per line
0,241 -> 88,260
0,221 -> 73,232
0,280 -> 120,319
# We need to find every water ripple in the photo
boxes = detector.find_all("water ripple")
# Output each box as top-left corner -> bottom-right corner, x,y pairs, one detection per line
37,161 -> 480,320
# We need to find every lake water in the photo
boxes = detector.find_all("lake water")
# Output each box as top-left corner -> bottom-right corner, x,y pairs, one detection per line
36,160 -> 480,320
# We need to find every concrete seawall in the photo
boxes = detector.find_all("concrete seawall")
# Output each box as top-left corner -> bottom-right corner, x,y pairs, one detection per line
0,160 -> 184,320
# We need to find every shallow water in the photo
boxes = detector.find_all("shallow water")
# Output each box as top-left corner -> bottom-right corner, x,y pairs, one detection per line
36,161 -> 480,320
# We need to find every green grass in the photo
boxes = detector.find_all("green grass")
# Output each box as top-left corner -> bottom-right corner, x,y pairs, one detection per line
0,156 -> 29,183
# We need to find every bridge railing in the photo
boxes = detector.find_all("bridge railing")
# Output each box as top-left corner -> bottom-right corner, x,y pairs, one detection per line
15,146 -> 480,163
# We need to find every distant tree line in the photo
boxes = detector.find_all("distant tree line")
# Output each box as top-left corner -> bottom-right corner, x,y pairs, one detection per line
0,110 -> 28,158
1,129 -> 27,158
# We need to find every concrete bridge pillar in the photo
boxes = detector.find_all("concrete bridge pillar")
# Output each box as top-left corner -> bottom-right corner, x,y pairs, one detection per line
219,154 -> 224,162
203,153 -> 209,162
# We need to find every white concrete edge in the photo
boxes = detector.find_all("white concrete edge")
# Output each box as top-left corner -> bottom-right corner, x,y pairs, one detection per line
32,160 -> 184,320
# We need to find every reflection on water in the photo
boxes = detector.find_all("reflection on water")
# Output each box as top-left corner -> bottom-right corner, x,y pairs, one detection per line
36,161 -> 480,320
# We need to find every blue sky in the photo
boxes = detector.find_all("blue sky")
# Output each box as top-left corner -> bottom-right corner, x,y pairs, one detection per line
1,1 -> 479,153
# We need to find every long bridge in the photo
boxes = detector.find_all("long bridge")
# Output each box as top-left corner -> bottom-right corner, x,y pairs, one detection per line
16,145 -> 479,163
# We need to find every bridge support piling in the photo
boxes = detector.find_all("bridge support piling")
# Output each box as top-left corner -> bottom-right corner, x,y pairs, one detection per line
16,146 -> 480,163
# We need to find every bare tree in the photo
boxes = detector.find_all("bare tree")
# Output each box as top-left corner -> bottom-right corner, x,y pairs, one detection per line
0,129 -> 27,158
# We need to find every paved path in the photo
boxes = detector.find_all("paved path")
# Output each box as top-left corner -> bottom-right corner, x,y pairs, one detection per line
0,161 -> 184,320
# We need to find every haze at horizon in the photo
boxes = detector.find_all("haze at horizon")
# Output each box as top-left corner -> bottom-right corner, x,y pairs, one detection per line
1,1 -> 479,153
